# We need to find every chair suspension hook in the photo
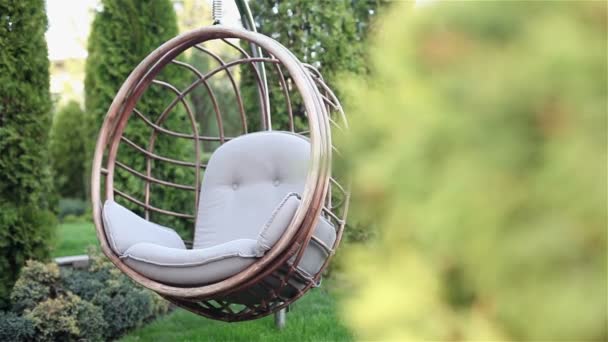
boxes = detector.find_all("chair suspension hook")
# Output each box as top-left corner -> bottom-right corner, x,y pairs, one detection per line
213,0 -> 223,25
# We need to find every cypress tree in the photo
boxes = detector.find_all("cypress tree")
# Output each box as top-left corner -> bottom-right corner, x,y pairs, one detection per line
341,2 -> 607,340
0,0 -> 57,307
85,0 -> 195,236
49,101 -> 87,199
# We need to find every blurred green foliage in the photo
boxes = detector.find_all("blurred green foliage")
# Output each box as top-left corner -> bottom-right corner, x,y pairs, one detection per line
50,101 -> 87,199
176,0 -> 212,33
0,0 -> 57,308
241,0 -> 389,131
340,1 -> 607,341
85,0 -> 196,237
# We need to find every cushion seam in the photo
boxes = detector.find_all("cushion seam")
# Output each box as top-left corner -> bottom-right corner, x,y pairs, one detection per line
103,200 -> 186,255
257,192 -> 299,251
121,250 -> 258,267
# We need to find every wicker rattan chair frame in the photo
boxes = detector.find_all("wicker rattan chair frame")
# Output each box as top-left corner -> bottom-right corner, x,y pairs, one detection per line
91,26 -> 349,322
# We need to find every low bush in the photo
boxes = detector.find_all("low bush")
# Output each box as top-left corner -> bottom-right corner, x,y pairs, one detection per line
7,251 -> 170,341
149,291 -> 171,317
64,254 -> 158,338
9,261 -> 104,341
61,269 -> 106,302
92,279 -> 154,338
0,311 -> 35,342
10,261 -> 61,313
25,293 -> 106,342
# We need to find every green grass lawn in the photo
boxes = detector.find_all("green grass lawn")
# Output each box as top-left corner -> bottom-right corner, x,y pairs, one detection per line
53,221 -> 98,257
54,221 -> 353,341
120,288 -> 353,342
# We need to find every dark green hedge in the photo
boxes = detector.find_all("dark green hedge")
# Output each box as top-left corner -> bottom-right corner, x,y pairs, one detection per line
0,0 -> 57,308
85,0 -> 195,237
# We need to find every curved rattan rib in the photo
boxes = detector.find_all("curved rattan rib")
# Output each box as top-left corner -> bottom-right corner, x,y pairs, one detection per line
266,56 -> 294,131
221,38 -> 271,128
114,189 -> 195,219
132,108 -> 236,142
159,65 -> 225,144
145,80 -> 201,218
116,161 -> 196,191
121,137 -> 199,168
190,46 -> 248,134
143,57 -> 279,138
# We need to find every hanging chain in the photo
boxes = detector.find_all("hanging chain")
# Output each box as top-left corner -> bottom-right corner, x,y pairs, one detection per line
212,0 -> 223,25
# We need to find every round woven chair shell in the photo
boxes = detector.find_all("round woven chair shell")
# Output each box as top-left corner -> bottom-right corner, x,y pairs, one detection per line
91,26 -> 349,321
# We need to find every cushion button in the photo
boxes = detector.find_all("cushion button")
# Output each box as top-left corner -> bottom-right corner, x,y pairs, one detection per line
232,183 -> 238,190
273,179 -> 280,187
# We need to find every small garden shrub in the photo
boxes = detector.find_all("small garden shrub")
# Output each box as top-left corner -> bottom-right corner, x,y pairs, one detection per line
149,290 -> 171,317
64,253 -> 155,337
92,279 -> 154,338
10,261 -> 61,312
61,269 -> 106,302
83,248 -> 169,338
25,293 -> 105,342
7,251 -> 170,341
87,246 -> 117,281
0,311 -> 35,342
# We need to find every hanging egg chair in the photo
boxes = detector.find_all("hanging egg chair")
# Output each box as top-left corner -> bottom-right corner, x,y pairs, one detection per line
91,0 -> 349,322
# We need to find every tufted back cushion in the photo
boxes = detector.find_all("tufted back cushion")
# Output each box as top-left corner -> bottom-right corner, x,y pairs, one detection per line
193,132 -> 310,249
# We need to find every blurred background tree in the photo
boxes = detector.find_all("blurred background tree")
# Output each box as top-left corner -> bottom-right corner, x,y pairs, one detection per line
49,101 -> 87,200
340,1 -> 607,341
241,0 -> 389,131
0,0 -> 57,308
175,0 -> 212,33
85,0 -> 196,237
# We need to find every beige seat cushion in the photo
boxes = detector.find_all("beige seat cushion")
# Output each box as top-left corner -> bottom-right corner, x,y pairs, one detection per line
122,240 -> 259,286
102,131 -> 336,286
193,131 -> 310,249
